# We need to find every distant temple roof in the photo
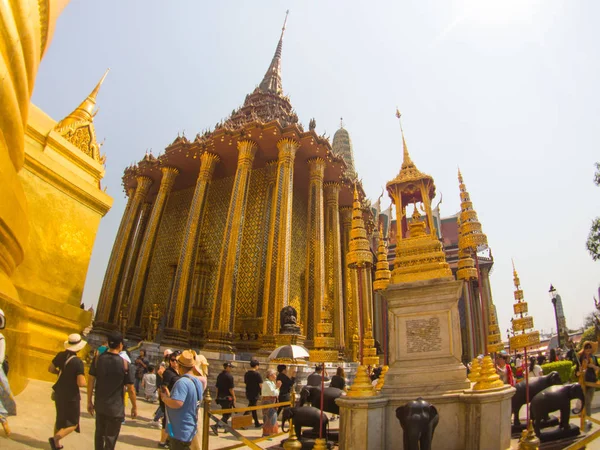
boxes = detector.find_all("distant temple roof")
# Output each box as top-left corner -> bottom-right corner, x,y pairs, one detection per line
332,121 -> 356,178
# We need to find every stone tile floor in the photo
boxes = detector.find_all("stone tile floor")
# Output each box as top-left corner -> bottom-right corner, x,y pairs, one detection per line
5,379 -> 600,449
0,379 -> 338,449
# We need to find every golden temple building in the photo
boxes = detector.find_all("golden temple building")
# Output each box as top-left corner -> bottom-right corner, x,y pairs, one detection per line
93,16 -> 375,356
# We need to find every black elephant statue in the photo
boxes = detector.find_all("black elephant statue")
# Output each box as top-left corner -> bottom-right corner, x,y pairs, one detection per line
512,371 -> 562,427
281,406 -> 328,439
396,397 -> 439,450
299,386 -> 344,415
530,383 -> 585,437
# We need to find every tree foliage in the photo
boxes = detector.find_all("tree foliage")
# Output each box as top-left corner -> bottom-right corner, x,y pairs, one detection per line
584,311 -> 598,329
587,162 -> 600,261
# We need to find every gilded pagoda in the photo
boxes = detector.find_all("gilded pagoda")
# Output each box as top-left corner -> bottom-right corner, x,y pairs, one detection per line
94,16 -> 370,354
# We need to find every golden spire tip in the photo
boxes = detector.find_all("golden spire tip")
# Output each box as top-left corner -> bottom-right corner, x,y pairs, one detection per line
90,68 -> 110,99
281,10 -> 289,38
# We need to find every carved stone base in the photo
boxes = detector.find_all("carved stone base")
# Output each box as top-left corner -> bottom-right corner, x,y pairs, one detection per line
126,325 -> 144,341
203,330 -> 235,353
161,327 -> 190,347
382,277 -> 470,395
274,333 -> 306,347
91,321 -> 118,335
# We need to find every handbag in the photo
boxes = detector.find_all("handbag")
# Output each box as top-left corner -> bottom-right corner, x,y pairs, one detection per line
51,354 -> 76,401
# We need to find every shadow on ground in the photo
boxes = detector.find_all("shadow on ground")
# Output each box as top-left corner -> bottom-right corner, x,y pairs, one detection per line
118,433 -> 160,448
3,433 -> 48,449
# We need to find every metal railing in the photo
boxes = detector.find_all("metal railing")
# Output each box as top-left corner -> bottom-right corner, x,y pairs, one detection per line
201,388 -> 295,450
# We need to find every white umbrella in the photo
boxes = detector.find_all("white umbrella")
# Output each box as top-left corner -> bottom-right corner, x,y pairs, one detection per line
268,344 -> 310,361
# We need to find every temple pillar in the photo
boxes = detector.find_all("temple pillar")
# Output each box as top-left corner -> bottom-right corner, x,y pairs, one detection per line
206,140 -> 257,352
324,182 -> 344,350
96,176 -> 153,330
163,152 -> 220,346
126,166 -> 179,338
340,205 -> 356,356
115,200 -> 151,329
261,138 -> 300,348
462,282 -> 475,360
254,161 -> 278,320
303,158 -> 326,348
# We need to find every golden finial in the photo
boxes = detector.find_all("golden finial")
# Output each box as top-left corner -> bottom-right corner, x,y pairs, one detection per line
458,167 -> 464,184
340,117 -> 344,128
281,9 -> 290,38
457,169 -> 488,253
395,108 -> 413,168
56,68 -> 110,128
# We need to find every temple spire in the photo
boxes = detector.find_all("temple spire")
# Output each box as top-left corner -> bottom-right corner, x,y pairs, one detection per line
258,10 -> 288,94
396,108 -> 414,169
56,69 -> 109,129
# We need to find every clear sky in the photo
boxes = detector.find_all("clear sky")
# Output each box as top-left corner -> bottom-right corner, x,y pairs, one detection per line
32,1 -> 599,338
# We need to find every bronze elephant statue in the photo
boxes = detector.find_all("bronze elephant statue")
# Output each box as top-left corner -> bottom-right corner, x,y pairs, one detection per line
512,371 -> 562,427
299,386 -> 343,415
396,397 -> 439,450
281,406 -> 328,439
530,383 -> 585,437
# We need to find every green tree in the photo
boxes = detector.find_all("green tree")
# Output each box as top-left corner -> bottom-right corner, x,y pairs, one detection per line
586,162 -> 600,261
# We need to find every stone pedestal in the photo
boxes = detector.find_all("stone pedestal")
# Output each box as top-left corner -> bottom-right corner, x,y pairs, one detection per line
462,387 -> 515,450
383,278 -> 470,395
337,396 -> 388,450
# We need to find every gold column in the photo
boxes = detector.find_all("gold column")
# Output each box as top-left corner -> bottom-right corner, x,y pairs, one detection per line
262,138 -> 300,346
126,166 -> 179,336
96,176 -> 153,329
94,188 -> 135,327
164,152 -> 220,346
207,140 -> 257,351
303,158 -> 326,347
340,206 -> 356,356
115,201 -> 152,325
324,182 -> 344,350
254,161 -> 278,319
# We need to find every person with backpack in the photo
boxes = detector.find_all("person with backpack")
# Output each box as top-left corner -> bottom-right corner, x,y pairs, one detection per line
47,333 -> 87,449
87,331 -> 137,450
0,308 -> 16,437
160,350 -> 204,450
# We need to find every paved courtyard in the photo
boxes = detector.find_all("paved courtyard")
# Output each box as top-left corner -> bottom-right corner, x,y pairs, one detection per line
4,379 -> 600,449
0,379 -> 300,449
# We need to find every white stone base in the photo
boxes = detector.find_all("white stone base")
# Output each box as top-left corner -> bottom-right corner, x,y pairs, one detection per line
338,385 -> 515,450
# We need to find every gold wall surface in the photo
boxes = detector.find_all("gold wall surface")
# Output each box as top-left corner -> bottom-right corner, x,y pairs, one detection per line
143,187 -> 194,315
236,167 -> 268,322
10,104 -> 112,382
290,186 -> 308,330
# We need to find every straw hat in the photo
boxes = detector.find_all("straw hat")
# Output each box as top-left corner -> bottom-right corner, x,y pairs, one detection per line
64,333 -> 87,353
578,341 -> 598,356
176,350 -> 197,368
0,308 -> 5,330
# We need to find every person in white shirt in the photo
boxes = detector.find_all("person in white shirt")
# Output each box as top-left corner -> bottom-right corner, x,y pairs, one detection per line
529,357 -> 543,378
142,365 -> 158,402
261,369 -> 281,436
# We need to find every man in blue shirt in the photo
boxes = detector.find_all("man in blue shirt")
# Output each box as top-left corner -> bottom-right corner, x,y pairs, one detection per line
160,350 -> 204,450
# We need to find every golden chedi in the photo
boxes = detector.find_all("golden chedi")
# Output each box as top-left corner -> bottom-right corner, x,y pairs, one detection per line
468,357 -> 481,383
487,305 -> 504,354
457,169 -> 488,253
385,112 -> 452,284
474,355 -> 504,390
0,0 -> 112,393
373,224 -> 391,292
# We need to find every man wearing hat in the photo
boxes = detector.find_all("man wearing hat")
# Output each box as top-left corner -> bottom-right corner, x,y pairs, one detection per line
48,333 -> 87,450
160,350 -> 204,450
87,331 -> 137,450
213,362 -> 236,435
